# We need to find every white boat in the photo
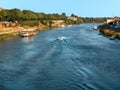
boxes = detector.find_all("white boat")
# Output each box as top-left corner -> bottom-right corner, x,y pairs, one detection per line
67,25 -> 72,27
58,24 -> 65,28
19,30 -> 38,37
93,26 -> 98,30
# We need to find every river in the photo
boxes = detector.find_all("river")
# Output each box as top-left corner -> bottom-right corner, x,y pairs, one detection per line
0,23 -> 120,90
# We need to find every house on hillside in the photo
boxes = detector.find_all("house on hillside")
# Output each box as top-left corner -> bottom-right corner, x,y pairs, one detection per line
0,22 -> 10,28
0,21 -> 17,28
107,16 -> 120,29
106,18 -> 113,24
0,8 -> 4,11
68,16 -> 78,21
52,20 -> 64,26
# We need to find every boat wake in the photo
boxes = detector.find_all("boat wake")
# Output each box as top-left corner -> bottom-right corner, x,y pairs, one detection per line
57,36 -> 66,41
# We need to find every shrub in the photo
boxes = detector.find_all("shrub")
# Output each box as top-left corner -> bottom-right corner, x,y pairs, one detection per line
19,20 -> 39,27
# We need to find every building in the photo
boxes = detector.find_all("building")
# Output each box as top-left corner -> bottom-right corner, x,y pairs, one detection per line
107,16 -> 120,29
0,22 -> 17,28
107,16 -> 120,24
0,22 -> 10,28
68,16 -> 78,21
52,20 -> 64,26
106,18 -> 113,24
0,8 -> 4,11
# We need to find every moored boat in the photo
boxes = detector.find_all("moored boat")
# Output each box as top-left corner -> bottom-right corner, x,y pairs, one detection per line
19,30 -> 38,37
109,37 -> 116,40
93,26 -> 98,30
109,35 -> 116,40
58,24 -> 65,28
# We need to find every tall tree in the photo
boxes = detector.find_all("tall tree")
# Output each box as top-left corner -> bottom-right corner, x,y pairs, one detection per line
23,10 -> 37,20
61,12 -> 67,20
9,8 -> 24,21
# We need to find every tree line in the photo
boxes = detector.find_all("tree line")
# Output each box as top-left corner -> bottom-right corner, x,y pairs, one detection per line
0,8 -> 106,26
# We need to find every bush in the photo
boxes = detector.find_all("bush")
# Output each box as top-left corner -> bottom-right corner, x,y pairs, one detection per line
19,20 -> 39,27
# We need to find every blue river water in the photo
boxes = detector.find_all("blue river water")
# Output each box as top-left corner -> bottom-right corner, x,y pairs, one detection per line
0,23 -> 120,90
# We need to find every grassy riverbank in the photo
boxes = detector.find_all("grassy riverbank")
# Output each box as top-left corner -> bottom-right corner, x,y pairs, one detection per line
0,32 -> 19,39
0,25 -> 58,39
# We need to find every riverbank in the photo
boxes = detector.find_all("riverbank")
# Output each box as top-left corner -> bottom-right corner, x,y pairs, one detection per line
0,27 -> 22,39
0,25 -> 57,39
98,16 -> 120,39
98,24 -> 120,39
0,27 -> 34,39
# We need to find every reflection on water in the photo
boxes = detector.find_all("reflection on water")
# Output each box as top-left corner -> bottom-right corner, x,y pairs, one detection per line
0,23 -> 120,90
21,37 -> 34,42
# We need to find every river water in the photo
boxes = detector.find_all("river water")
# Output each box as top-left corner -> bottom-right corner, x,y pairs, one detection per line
0,23 -> 120,90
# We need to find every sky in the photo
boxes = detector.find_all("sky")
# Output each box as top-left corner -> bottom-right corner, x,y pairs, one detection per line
0,0 -> 120,17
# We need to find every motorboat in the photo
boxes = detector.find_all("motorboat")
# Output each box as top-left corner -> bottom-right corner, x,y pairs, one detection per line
58,24 -> 65,28
109,37 -> 116,40
93,26 -> 98,30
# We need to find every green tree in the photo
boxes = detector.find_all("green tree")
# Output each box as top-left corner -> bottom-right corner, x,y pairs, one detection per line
9,8 -> 24,21
23,10 -> 37,20
0,15 -> 2,21
71,14 -> 77,17
60,12 -> 67,20
37,13 -> 46,20
0,10 -> 8,20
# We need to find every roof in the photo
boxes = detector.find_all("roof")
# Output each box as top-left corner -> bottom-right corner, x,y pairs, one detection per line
0,22 -> 10,24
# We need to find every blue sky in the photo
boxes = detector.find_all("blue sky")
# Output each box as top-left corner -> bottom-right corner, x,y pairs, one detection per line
0,0 -> 120,17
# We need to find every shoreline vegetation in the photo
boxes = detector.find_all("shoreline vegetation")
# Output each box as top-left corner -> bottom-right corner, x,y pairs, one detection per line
0,8 -> 106,39
99,25 -> 120,39
0,26 -> 56,39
